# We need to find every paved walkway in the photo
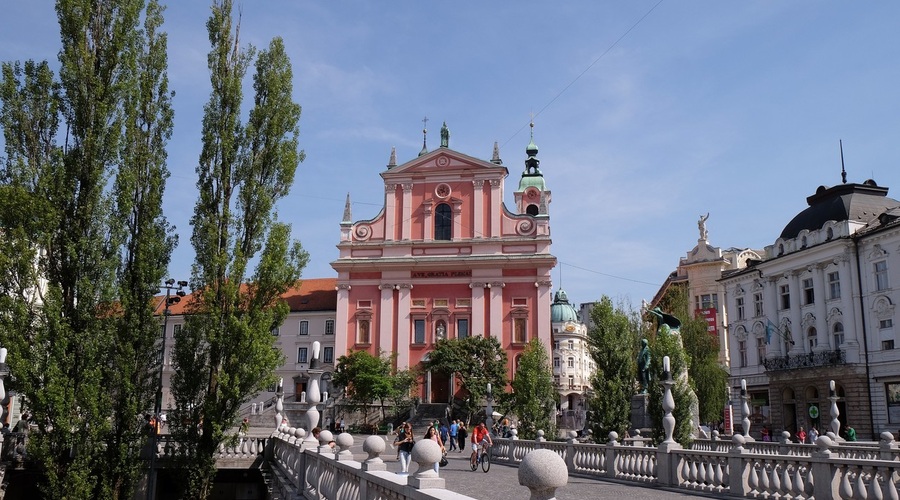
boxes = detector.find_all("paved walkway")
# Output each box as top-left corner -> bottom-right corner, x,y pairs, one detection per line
331,434 -> 716,500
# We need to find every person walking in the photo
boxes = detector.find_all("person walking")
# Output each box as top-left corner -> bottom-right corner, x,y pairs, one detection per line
439,421 -> 450,448
457,422 -> 467,452
396,423 -> 414,474
808,426 -> 818,444
424,425 -> 446,473
796,426 -> 807,444
448,420 -> 459,452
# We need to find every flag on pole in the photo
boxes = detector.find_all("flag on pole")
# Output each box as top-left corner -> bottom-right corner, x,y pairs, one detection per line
765,319 -> 777,344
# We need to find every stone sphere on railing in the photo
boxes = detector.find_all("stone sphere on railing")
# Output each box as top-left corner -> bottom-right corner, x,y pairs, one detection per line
711,430 -> 720,440
731,433 -> 746,450
510,428 -> 518,439
411,439 -> 441,471
319,429 -> 334,446
536,430 -> 545,440
363,434 -> 385,457
336,432 -> 353,450
294,428 -> 306,440
567,430 -> 577,440
881,431 -> 895,444
815,434 -> 833,453
608,431 -> 618,444
519,449 -> 568,499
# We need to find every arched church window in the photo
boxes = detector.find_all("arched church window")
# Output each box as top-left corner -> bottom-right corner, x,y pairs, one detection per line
435,203 -> 452,240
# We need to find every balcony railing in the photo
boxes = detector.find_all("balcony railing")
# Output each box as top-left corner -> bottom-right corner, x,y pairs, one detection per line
762,349 -> 845,372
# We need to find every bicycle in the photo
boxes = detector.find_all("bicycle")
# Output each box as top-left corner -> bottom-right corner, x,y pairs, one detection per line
469,443 -> 491,472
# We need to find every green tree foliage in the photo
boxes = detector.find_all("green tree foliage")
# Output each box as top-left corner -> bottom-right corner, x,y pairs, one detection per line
425,336 -> 508,421
646,328 -> 696,445
585,297 -> 640,442
168,1 -> 307,496
508,339 -> 557,439
333,350 -> 417,425
0,1 -> 175,498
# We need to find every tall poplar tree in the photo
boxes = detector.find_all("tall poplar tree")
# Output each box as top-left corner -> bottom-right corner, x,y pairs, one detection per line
508,339 -> 557,439
585,297 -> 640,442
168,1 -> 307,496
0,1 -> 175,498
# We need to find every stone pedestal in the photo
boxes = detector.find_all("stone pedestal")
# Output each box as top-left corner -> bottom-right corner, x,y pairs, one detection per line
631,393 -> 651,431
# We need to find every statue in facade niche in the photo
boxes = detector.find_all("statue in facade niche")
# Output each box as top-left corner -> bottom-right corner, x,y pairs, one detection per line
637,338 -> 651,393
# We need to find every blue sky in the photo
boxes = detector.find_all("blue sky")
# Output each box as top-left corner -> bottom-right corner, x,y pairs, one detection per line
2,1 -> 900,309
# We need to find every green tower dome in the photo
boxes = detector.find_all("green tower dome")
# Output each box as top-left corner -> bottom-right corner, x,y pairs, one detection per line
550,289 -> 579,323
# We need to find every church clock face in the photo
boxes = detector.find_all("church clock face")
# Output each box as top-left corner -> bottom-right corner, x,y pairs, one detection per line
526,188 -> 539,201
435,183 -> 451,199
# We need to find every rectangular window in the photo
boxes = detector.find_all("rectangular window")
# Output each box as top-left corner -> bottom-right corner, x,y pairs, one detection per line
414,319 -> 426,344
738,340 -> 747,368
299,320 -> 309,336
514,318 -> 527,343
456,318 -> 469,339
876,261 -> 890,291
780,285 -> 791,310
803,278 -> 815,305
754,293 -> 764,317
736,297 -> 745,321
568,340 -> 574,350
553,340 -> 560,350
271,326 -> 280,336
808,328 -> 818,350
567,357 -> 575,368
553,376 -> 560,386
568,376 -> 575,389
757,336 -> 766,363
883,340 -> 895,350
828,272 -> 841,299
297,347 -> 308,363
881,319 -> 894,329
696,294 -> 718,311
325,319 -> 335,335
323,346 -> 334,364
553,357 -> 560,368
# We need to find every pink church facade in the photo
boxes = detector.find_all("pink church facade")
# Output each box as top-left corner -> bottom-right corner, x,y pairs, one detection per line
331,128 -> 556,403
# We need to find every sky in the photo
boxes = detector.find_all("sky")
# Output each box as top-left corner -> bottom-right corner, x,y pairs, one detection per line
2,1 -> 900,309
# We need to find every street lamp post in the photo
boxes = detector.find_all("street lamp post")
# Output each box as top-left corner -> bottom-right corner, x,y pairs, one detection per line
147,278 -> 186,500
485,382 -> 494,435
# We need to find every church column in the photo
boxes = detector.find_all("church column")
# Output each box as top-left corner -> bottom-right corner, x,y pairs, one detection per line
335,284 -> 351,358
489,281 -> 504,342
812,264 -> 828,349
489,179 -> 502,238
471,282 -> 487,337
396,283 -> 413,369
379,284 -> 395,355
384,184 -> 396,241
472,179 -> 484,239
789,272 -> 803,353
535,279 -> 553,346
426,370 -> 432,404
837,254 -> 860,359
401,183 -> 413,241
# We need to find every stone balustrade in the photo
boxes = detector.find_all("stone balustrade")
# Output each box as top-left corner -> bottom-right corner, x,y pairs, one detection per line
266,428 -> 570,500
487,429 -> 900,499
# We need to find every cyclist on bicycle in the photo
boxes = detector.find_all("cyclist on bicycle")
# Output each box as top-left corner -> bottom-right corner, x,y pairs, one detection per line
470,421 -> 493,464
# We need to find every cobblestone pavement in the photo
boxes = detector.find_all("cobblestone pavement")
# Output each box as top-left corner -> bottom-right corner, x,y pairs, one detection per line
342,435 -> 717,500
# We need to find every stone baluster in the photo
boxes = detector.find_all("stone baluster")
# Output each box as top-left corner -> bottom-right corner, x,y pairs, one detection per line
274,377 -> 284,430
361,435 -> 386,471
740,379 -> 753,440
828,379 -> 841,439
535,429 -> 545,449
810,434 -> 839,499
0,346 -> 8,459
658,356 -> 682,487
728,434 -> 750,496
661,357 -> 676,445
408,439 -> 444,489
518,449 -> 568,500
565,431 -> 577,473
509,428 -> 518,462
778,431 -> 792,455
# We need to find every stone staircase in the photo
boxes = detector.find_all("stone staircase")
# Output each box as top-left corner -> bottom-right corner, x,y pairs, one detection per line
407,403 -> 450,434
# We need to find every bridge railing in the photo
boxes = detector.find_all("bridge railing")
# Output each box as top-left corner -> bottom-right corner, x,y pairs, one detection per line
488,429 -> 900,499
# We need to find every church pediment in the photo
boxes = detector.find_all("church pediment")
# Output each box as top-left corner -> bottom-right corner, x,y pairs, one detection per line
383,148 -> 507,178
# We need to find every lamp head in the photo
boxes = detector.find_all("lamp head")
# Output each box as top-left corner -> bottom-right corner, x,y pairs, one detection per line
177,280 -> 188,287
165,278 -> 175,286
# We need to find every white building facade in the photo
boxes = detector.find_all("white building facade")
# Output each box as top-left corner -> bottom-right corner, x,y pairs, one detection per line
720,179 -> 900,440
